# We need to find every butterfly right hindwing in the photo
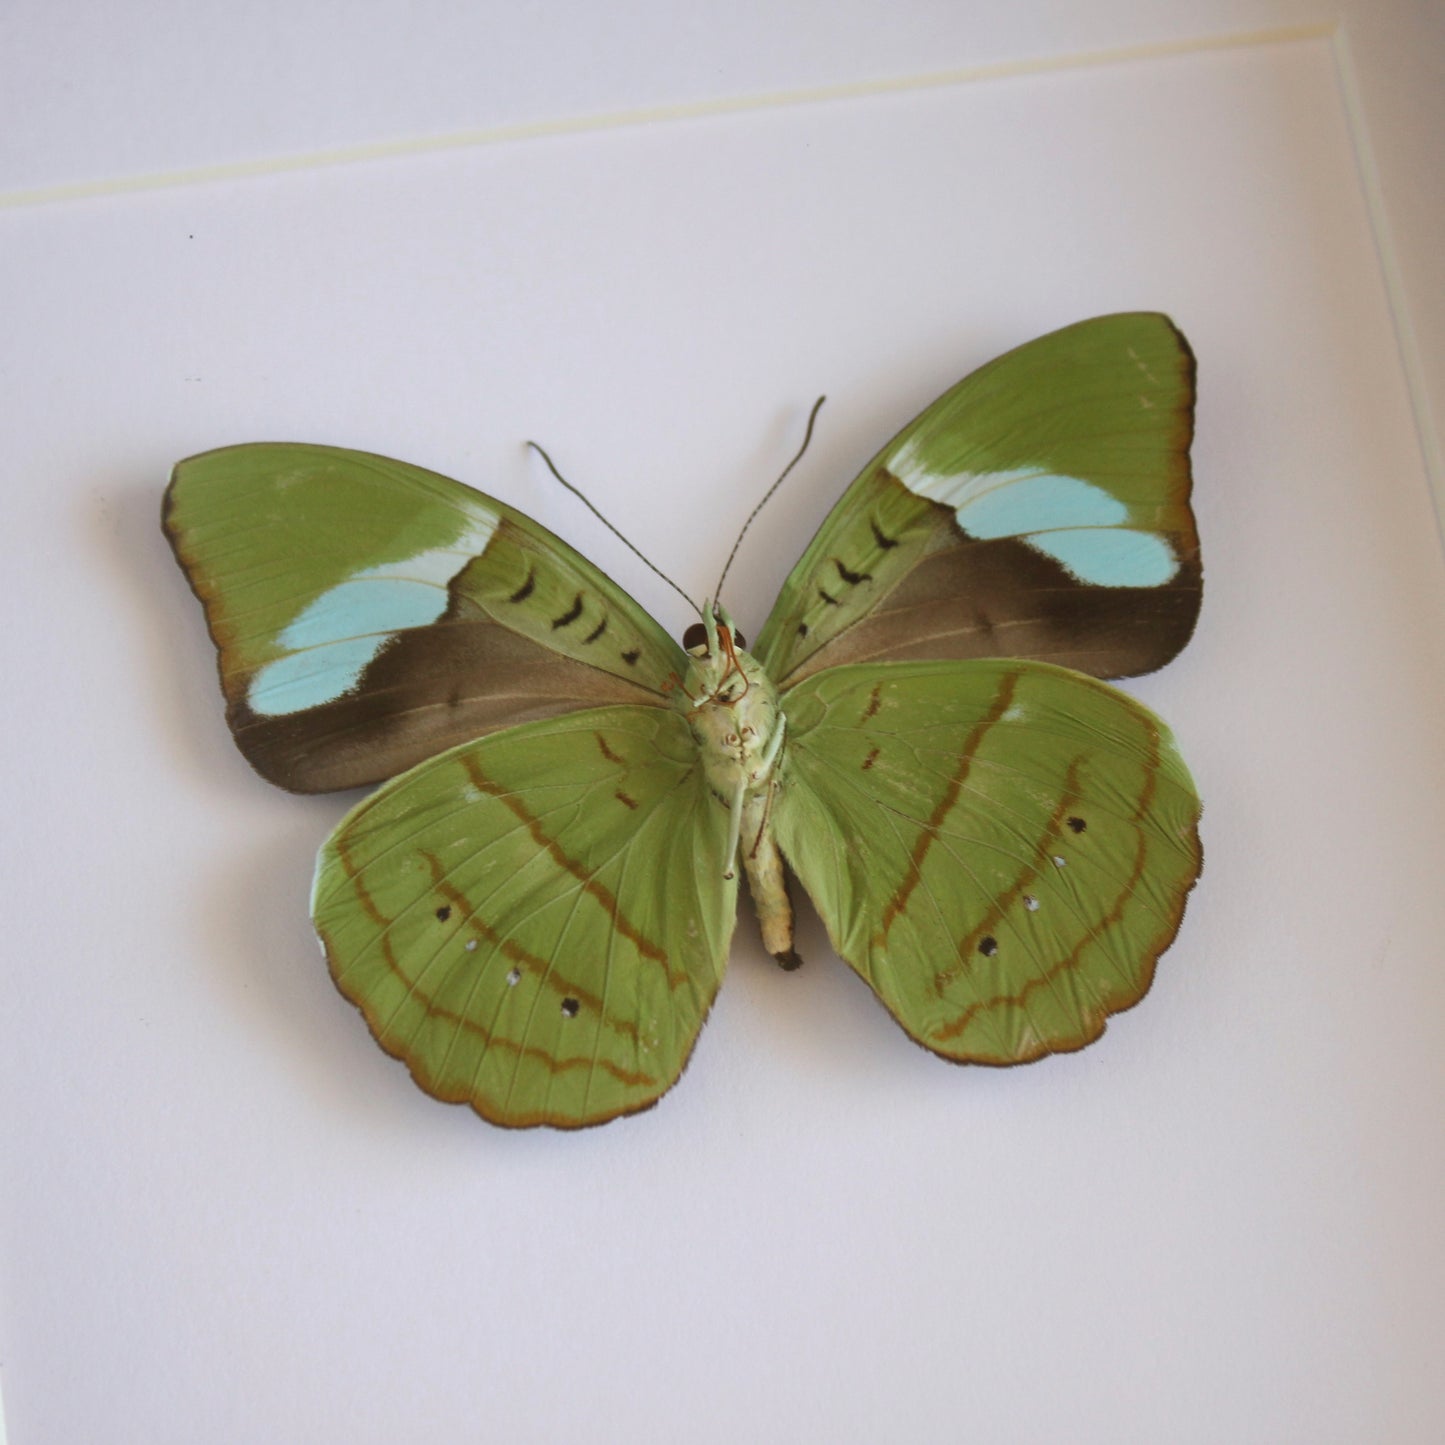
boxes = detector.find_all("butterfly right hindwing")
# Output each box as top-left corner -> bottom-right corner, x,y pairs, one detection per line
772,659 -> 1201,1062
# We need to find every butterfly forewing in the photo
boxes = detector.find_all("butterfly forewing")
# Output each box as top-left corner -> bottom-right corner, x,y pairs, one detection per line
754,313 -> 1200,688
164,443 -> 684,792
312,704 -> 738,1128
773,660 -> 1201,1062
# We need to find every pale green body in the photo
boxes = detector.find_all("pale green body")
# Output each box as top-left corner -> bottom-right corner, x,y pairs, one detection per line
678,611 -> 796,965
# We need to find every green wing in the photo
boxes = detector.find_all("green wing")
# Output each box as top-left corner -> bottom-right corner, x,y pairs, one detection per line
164,443 -> 685,792
312,704 -> 736,1128
754,314 -> 1200,688
773,660 -> 1200,1062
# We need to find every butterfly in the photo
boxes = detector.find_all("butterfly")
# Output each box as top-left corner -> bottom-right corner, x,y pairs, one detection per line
164,312 -> 1203,1130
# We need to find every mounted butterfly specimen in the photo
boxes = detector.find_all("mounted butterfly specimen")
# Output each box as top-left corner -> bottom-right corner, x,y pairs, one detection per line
164,312 -> 1203,1129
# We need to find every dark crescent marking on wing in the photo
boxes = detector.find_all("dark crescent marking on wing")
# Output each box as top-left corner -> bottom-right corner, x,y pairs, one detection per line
551,594 -> 584,629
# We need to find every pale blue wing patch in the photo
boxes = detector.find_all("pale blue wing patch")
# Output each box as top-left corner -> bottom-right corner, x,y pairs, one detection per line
248,637 -> 390,717
1024,527 -> 1178,588
886,442 -> 1178,588
248,509 -> 500,716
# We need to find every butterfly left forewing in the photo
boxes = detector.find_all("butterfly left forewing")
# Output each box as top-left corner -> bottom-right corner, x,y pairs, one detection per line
312,703 -> 737,1128
754,313 -> 1200,688
165,443 -> 685,792
772,660 -> 1201,1062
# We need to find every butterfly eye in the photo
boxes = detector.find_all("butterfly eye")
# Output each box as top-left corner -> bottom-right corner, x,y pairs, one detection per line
682,622 -> 708,652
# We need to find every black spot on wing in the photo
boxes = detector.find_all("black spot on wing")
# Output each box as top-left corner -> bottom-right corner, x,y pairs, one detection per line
621,648 -> 640,665
508,570 -> 536,604
585,616 -> 609,644
870,519 -> 899,550
834,558 -> 872,586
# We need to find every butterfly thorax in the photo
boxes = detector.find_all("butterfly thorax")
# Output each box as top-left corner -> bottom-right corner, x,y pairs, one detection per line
677,628 -> 800,969
678,647 -> 783,798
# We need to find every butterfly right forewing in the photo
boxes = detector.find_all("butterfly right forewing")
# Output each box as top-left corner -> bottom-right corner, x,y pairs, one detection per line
754,313 -> 1200,688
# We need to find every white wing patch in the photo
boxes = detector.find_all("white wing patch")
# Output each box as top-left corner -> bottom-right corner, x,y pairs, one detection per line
887,440 -> 1178,588
248,509 -> 500,716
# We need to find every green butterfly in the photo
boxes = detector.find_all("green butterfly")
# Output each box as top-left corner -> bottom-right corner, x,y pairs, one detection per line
165,312 -> 1203,1130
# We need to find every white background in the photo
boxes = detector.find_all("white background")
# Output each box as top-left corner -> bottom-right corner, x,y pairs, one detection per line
3,5 -> 1444,1442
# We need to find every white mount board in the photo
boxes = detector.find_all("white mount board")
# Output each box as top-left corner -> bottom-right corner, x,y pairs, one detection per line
3,29 -> 1444,1444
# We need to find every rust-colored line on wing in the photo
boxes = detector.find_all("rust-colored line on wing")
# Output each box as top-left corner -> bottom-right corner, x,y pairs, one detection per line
873,668 -> 1021,947
460,752 -> 679,984
325,846 -> 655,1088
333,833 -> 390,929
421,851 -> 642,1046
931,755 -> 1084,994
931,719 -> 1168,1049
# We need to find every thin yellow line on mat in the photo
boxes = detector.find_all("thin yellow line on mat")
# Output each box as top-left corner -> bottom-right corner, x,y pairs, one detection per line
0,23 -> 1333,210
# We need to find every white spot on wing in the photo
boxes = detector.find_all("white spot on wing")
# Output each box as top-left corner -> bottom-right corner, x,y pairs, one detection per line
1127,346 -> 1160,385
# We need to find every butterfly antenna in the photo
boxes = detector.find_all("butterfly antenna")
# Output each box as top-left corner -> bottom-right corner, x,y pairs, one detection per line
526,442 -> 703,618
713,395 -> 826,603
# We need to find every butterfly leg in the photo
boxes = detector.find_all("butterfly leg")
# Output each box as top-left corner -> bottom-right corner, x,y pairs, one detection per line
722,775 -> 746,881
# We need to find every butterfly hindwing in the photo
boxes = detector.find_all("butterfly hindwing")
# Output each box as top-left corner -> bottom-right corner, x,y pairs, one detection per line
773,659 -> 1201,1062
312,704 -> 738,1128
164,443 -> 684,792
754,313 -> 1200,688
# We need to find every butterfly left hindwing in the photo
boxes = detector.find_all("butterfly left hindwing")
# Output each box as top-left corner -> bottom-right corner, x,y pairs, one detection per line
313,703 -> 738,1129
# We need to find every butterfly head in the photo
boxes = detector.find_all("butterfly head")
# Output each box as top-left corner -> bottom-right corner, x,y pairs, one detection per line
681,604 -> 746,662
679,602 -> 754,702
677,603 -> 783,784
